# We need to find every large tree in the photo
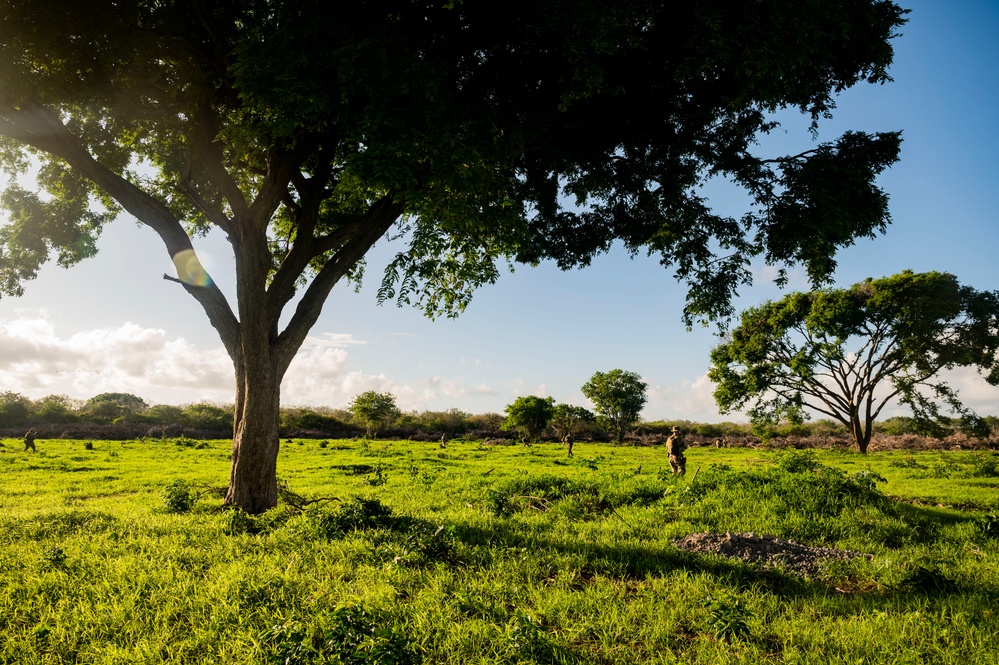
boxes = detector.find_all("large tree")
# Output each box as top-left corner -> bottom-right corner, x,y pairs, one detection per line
582,369 -> 648,443
0,0 -> 906,511
709,271 -> 999,453
502,395 -> 555,443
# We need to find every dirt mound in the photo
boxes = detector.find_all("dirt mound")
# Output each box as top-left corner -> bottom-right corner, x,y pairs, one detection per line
672,532 -> 872,579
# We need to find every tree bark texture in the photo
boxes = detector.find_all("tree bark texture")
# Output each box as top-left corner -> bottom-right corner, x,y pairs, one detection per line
224,349 -> 283,513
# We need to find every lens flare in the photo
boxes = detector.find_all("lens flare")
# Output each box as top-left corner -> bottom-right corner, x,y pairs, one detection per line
171,249 -> 214,287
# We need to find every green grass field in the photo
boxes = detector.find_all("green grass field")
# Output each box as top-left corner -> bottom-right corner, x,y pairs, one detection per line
2,437 -> 998,664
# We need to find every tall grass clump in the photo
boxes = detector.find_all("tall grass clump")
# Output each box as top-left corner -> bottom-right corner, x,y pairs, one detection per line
669,450 -> 937,549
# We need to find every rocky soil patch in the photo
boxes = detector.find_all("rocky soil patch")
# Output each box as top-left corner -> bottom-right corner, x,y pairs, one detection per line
672,532 -> 873,579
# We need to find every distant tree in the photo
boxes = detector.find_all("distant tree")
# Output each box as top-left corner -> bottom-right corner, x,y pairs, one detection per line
181,402 -> 233,431
31,394 -> 79,424
466,412 -> 506,435
709,271 -> 999,453
281,407 -> 346,434
0,0 -> 906,511
550,404 -> 595,442
0,391 -> 31,427
582,370 -> 648,443
145,404 -> 185,426
503,396 -> 555,443
417,409 -> 472,437
349,391 -> 400,438
82,392 -> 149,424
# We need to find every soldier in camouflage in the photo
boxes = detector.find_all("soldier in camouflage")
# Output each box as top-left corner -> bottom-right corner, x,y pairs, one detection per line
23,429 -> 37,452
666,426 -> 686,475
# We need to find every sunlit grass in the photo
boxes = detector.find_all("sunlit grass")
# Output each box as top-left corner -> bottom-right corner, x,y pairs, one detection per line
2,437 -> 997,663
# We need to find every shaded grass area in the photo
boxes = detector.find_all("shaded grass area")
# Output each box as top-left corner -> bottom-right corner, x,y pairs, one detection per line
1,438 -> 998,663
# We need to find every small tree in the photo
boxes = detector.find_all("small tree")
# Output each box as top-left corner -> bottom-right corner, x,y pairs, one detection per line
550,404 -> 595,442
349,391 -> 400,438
709,271 -> 999,453
0,391 -> 31,427
181,402 -> 233,432
502,396 -> 555,443
82,392 -> 148,424
581,370 -> 648,443
31,394 -> 79,424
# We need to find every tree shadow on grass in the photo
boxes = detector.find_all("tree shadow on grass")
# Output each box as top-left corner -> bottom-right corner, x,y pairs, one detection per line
452,521 -> 813,597
450,516 -> 999,602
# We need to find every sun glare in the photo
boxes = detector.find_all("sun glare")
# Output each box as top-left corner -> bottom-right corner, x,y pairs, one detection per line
171,249 -> 213,287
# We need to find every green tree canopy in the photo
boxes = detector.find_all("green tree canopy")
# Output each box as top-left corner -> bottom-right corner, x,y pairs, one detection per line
82,392 -> 148,423
32,394 -> 79,424
550,403 -> 595,441
709,271 -> 999,452
0,391 -> 31,427
502,395 -> 555,443
0,0 -> 906,511
582,370 -> 648,443
181,402 -> 233,431
349,391 -> 400,438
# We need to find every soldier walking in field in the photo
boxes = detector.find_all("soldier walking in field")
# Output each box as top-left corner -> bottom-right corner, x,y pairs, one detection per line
23,429 -> 37,452
666,426 -> 686,475
563,433 -> 574,458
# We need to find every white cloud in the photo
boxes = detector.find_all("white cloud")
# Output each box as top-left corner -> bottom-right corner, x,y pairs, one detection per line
646,373 -> 734,422
0,316 -> 232,402
400,375 -> 496,408
0,314 -> 498,411
306,332 -> 368,347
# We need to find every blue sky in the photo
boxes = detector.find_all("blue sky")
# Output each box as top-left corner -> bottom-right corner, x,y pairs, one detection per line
1,0 -> 997,420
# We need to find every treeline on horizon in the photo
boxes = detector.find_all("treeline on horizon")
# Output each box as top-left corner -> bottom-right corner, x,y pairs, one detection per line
3,390 -> 998,445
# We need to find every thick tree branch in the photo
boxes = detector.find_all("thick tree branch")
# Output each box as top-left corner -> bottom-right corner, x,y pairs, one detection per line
0,101 -> 241,357
273,197 -> 403,372
178,156 -> 233,230
191,105 -> 249,224
246,144 -> 309,233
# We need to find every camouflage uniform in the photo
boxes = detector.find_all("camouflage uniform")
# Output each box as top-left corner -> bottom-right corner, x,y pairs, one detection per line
666,427 -> 686,475
23,430 -> 37,452
564,433 -> 574,458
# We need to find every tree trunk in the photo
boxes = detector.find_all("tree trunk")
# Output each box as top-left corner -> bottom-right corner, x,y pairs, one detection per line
858,419 -> 873,454
225,357 -> 283,513
218,211 -> 286,514
851,413 -> 873,454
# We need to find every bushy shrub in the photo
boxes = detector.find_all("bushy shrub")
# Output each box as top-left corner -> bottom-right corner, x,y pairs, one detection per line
181,402 -> 232,432
261,605 -> 420,665
702,593 -> 753,642
41,546 -> 68,570
281,408 -> 354,435
162,479 -> 195,513
965,452 -> 999,478
173,436 -> 209,449
877,416 -> 917,436
488,475 -> 582,517
506,611 -> 575,664
488,474 -> 666,518
672,457 -> 931,547
303,498 -> 394,539
773,449 -> 821,473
